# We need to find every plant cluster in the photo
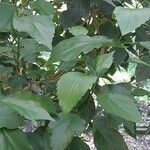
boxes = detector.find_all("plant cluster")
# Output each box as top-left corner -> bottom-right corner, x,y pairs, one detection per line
0,0 -> 150,149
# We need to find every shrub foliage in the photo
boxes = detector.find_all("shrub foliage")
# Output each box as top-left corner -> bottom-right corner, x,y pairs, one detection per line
0,0 -> 150,149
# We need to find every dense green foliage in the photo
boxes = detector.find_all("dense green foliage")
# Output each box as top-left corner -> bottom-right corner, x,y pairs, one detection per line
0,0 -> 150,149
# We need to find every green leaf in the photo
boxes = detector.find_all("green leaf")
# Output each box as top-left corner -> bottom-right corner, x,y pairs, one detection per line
93,113 -> 128,150
113,48 -> 128,66
13,15 -> 55,49
132,88 -> 150,97
99,21 -> 120,41
8,75 -> 28,90
61,0 -> 90,28
93,115 -> 120,132
140,41 -> 150,51
82,55 -> 96,74
20,38 -> 50,63
0,2 -> 15,32
95,52 -> 114,76
51,114 -> 85,150
58,60 -> 77,71
77,92 -> 96,123
17,91 -> 56,114
93,116 -> 128,150
124,121 -> 136,139
51,35 -> 112,62
0,46 -> 12,55
136,24 -> 150,42
57,72 -> 97,113
127,49 -> 150,66
96,85 -> 142,122
2,94 -> 54,121
94,130 -> 128,150
27,64 -> 49,80
0,65 -> 13,76
30,0 -> 54,18
0,105 -> 24,129
28,128 -> 52,150
69,26 -> 88,36
66,137 -> 90,150
0,129 -> 32,150
114,7 -> 150,35
135,55 -> 150,81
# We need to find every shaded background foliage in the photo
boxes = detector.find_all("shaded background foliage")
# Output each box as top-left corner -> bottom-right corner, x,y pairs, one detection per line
0,0 -> 150,149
